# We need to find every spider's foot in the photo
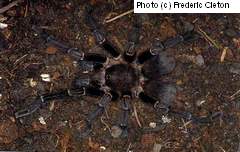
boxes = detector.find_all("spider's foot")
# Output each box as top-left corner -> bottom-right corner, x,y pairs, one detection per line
85,9 -> 121,59
15,88 -> 85,118
118,95 -> 131,138
124,17 -> 141,63
124,42 -> 137,63
77,60 -> 103,73
76,93 -> 112,138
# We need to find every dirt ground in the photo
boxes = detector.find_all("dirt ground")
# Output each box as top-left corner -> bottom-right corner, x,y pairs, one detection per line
0,0 -> 239,152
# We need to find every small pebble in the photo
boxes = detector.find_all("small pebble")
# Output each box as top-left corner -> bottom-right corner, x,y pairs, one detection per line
153,143 -> 162,152
149,122 -> 157,128
162,115 -> 171,123
196,100 -> 206,107
111,125 -> 122,138
29,78 -> 37,87
40,74 -> 51,82
0,22 -> 8,29
100,146 -> 106,151
38,116 -> 47,125
195,55 -> 205,67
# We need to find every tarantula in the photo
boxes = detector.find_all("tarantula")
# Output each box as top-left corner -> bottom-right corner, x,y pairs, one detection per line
14,8 -> 220,138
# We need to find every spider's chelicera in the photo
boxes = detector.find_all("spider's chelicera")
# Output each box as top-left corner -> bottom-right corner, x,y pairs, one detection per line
14,7 -> 219,138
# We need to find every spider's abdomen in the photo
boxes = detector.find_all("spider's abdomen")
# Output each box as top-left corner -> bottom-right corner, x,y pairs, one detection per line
105,64 -> 138,93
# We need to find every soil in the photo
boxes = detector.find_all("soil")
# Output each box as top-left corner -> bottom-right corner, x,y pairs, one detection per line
0,0 -> 240,152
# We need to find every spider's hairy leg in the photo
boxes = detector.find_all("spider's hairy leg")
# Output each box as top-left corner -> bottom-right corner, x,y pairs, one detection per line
137,40 -> 165,64
137,29 -> 198,64
15,88 -> 85,118
76,92 -> 112,138
33,26 -> 108,65
114,94 -> 131,138
138,91 -> 170,114
123,15 -> 141,63
15,86 -> 106,119
77,60 -> 104,73
139,82 -> 223,124
85,11 -> 120,59
163,30 -> 199,48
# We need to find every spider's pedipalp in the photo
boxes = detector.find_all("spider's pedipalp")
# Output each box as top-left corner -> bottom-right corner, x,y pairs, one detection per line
142,51 -> 176,79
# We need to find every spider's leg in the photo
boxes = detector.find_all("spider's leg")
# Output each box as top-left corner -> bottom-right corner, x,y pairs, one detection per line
137,30 -> 198,64
138,81 -> 177,115
114,94 -> 131,138
33,26 -> 107,65
15,88 -> 85,118
85,12 -> 120,59
138,82 -> 223,124
77,59 -> 104,73
123,16 -> 141,63
137,40 -> 165,64
15,86 -> 106,119
138,92 -> 170,114
77,92 -> 112,138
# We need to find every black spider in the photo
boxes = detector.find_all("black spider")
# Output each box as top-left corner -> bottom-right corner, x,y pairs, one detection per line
14,7 -> 221,138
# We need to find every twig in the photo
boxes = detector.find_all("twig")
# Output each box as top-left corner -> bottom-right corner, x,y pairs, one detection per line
13,54 -> 28,65
126,143 -> 132,152
220,47 -> 228,62
133,104 -> 142,128
217,145 -> 226,152
197,27 -> 221,50
179,119 -> 191,130
104,9 -> 134,24
0,0 -> 22,14
24,0 -> 29,17
230,89 -> 240,101
100,117 -> 111,134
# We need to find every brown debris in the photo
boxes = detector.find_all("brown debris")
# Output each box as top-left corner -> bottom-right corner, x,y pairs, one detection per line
46,45 -> 58,54
0,118 -> 18,144
141,134 -> 155,146
159,20 -> 177,39
31,121 -> 47,132
0,0 -> 23,14
59,131 -> 71,152
88,137 -> 100,150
